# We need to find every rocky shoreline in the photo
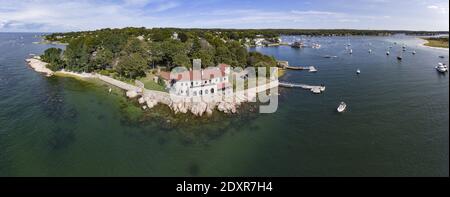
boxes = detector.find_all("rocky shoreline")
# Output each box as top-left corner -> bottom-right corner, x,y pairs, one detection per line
25,56 -> 54,76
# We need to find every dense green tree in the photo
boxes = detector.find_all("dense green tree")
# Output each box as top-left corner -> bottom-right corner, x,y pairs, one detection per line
41,48 -> 63,71
92,48 -> 113,70
115,53 -> 148,79
64,38 -> 91,72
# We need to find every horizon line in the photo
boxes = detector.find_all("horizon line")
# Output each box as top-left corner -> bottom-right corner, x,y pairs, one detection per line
1,27 -> 449,34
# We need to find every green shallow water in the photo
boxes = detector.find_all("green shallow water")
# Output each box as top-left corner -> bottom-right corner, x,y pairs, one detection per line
0,33 -> 448,176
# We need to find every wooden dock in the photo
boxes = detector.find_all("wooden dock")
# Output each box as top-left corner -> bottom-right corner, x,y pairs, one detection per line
285,66 -> 317,72
279,81 -> 325,94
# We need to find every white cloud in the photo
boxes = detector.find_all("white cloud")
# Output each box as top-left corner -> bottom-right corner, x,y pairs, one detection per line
427,4 -> 448,14
154,1 -> 179,12
0,0 -> 179,32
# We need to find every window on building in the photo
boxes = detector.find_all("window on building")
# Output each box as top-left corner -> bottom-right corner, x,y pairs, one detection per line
193,91 -> 197,96
205,89 -> 209,94
199,90 -> 203,95
191,82 -> 193,86
211,88 -> 215,94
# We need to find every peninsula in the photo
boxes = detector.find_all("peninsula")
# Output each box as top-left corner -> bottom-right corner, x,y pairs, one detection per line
421,36 -> 449,48
28,28 -> 286,116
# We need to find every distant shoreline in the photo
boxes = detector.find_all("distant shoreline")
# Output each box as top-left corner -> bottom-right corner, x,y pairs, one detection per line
418,36 -> 449,49
419,39 -> 449,51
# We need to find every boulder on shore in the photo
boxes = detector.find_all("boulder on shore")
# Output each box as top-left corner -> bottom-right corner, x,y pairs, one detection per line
138,97 -> 145,104
126,90 -> 138,98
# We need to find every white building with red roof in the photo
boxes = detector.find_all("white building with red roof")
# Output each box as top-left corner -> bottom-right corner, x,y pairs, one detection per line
159,63 -> 232,97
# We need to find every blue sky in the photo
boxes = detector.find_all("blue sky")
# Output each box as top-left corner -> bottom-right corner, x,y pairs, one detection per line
0,0 -> 448,32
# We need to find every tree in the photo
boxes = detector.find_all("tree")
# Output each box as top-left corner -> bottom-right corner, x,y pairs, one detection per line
115,53 -> 148,79
93,48 -> 113,70
172,53 -> 191,68
41,48 -> 63,71
178,32 -> 190,42
64,38 -> 90,72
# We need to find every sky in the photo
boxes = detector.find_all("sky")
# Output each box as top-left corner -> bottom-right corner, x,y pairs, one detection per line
0,0 -> 448,32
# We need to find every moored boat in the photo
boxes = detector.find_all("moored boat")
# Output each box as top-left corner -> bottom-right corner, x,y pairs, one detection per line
337,102 -> 347,113
435,63 -> 448,73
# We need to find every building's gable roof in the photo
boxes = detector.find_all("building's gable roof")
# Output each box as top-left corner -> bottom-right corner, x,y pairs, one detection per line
159,64 -> 230,82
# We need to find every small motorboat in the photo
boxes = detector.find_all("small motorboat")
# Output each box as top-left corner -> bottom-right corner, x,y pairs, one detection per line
436,63 -> 448,73
308,66 -> 318,73
337,102 -> 347,113
356,69 -> 361,74
438,55 -> 445,58
386,51 -> 390,55
323,55 -> 337,58
397,56 -> 402,60
412,50 -> 416,55
349,49 -> 353,54
368,49 -> 372,53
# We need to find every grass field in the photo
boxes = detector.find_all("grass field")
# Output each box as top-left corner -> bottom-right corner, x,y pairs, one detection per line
138,73 -> 167,92
423,37 -> 449,48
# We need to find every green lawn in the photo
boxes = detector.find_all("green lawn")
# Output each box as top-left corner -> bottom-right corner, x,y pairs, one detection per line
138,73 -> 167,92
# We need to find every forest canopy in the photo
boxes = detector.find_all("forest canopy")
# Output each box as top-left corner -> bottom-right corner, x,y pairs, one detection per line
42,27 -> 278,79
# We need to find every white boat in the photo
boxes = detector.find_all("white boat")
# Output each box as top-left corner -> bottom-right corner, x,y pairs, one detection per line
368,49 -> 372,53
312,43 -> 321,49
436,63 -> 448,73
308,66 -> 318,73
386,51 -> 390,55
412,50 -> 416,55
356,69 -> 361,74
337,102 -> 347,113
349,49 -> 353,54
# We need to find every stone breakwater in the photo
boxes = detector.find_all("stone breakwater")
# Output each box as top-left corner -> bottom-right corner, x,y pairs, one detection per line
26,57 -> 279,116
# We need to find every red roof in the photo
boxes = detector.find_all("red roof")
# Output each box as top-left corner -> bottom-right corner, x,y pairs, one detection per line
159,64 -> 230,82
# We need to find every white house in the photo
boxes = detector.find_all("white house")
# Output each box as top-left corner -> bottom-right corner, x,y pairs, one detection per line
159,64 -> 232,97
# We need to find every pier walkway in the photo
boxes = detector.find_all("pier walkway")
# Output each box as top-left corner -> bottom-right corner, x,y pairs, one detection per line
279,81 -> 325,94
285,66 -> 317,72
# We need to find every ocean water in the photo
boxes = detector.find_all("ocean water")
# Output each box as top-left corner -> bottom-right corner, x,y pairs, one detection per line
0,33 -> 448,176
